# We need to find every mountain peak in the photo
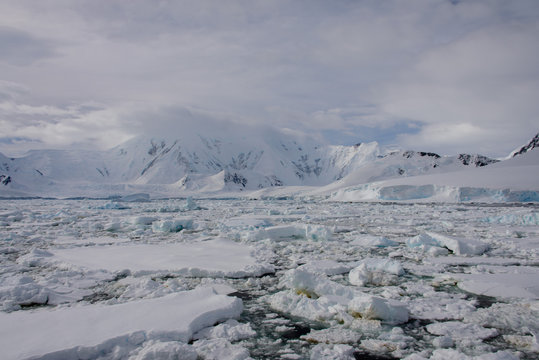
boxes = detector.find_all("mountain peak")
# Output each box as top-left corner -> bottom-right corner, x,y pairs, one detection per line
511,132 -> 539,158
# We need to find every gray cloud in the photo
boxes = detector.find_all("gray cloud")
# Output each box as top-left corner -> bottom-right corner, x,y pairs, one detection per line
0,96 -> 132,156
0,26 -> 57,66
377,20 -> 539,156
0,80 -> 27,102
0,0 -> 538,157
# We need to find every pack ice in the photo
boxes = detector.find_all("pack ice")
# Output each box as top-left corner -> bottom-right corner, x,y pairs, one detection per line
1,195 -> 538,359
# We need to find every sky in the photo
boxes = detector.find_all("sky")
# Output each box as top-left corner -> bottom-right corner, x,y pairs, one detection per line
0,0 -> 538,158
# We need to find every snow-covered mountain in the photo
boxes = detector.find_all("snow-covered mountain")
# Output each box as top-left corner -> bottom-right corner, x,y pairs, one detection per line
510,132 -> 539,158
0,129 -> 535,199
321,148 -> 539,203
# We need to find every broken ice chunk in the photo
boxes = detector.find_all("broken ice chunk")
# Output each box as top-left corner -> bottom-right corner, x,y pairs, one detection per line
426,321 -> 498,341
298,260 -> 352,276
192,338 -> 252,360
130,216 -> 157,226
117,193 -> 150,202
192,319 -> 256,341
406,232 -> 488,256
309,344 -> 355,360
348,295 -> 409,324
348,258 -> 404,286
151,218 -> 193,232
350,235 -> 398,248
245,223 -> 332,241
130,340 -> 197,360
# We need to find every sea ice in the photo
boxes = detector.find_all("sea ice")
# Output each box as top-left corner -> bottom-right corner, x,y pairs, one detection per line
407,232 -> 488,256
151,218 -> 194,232
298,259 -> 352,276
223,216 -> 272,230
473,302 -> 539,327
485,212 -> 539,226
350,235 -> 398,248
117,193 -> 150,202
348,258 -> 404,286
129,340 -> 197,360
193,319 -> 256,342
450,265 -> 539,300
418,349 -> 520,360
0,287 -> 242,359
403,282 -> 476,321
301,327 -> 362,344
16,247 -> 54,267
1,198 -> 537,359
246,223 -> 333,241
192,338 -> 252,360
360,327 -> 413,357
130,216 -> 158,226
118,277 -> 188,300
348,295 -> 409,324
279,268 -> 356,300
309,344 -> 355,360
0,277 -> 49,310
96,201 -> 130,210
272,268 -> 409,324
185,196 -> 202,210
426,321 -> 498,340
46,238 -> 274,278
269,290 -> 339,322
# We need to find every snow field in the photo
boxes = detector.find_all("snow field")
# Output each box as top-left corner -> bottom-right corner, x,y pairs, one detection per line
0,198 -> 538,359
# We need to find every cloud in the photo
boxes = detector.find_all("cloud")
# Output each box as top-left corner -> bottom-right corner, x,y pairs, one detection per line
0,0 -> 537,157
376,19 -> 539,156
0,80 -> 27,101
0,90 -> 133,156
0,26 -> 58,66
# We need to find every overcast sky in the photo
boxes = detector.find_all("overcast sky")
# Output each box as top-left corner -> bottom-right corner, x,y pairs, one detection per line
0,0 -> 538,157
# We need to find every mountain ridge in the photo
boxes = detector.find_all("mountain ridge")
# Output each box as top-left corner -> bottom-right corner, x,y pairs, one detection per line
0,130 -> 536,199
510,132 -> 539,158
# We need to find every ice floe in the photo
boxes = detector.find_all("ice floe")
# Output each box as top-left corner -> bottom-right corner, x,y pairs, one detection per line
309,344 -> 355,360
192,338 -> 252,360
151,218 -> 194,232
348,295 -> 409,324
193,319 -> 256,342
406,349 -> 520,360
446,265 -> 539,299
348,258 -> 404,286
42,238 -> 274,278
117,193 -> 151,202
407,231 -> 488,256
426,321 -> 498,341
349,235 -> 398,248
298,259 -> 352,276
245,223 -> 333,241
129,340 -> 197,360
0,287 -> 242,359
360,327 -> 414,358
300,327 -> 362,344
